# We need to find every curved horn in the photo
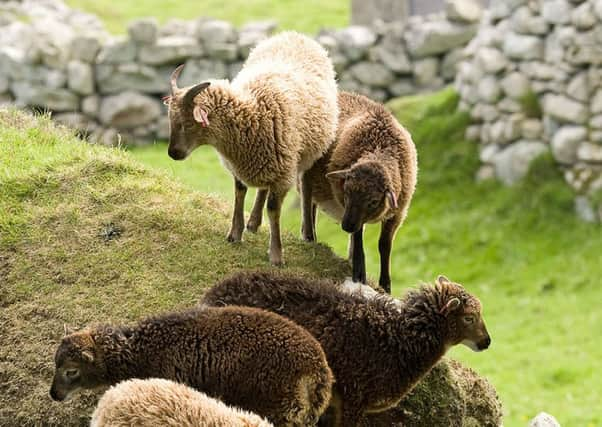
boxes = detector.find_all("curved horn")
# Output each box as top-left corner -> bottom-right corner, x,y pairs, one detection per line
170,64 -> 185,94
184,82 -> 211,107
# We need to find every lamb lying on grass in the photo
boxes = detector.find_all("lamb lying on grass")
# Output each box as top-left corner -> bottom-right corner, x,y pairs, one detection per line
50,306 -> 333,426
91,378 -> 273,427
202,272 -> 491,426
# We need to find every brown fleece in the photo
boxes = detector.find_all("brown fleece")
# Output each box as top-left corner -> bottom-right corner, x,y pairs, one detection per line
91,378 -> 273,427
303,91 -> 418,291
201,272 -> 490,427
51,306 -> 333,427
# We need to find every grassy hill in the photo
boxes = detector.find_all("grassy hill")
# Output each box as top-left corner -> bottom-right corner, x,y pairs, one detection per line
129,89 -> 602,426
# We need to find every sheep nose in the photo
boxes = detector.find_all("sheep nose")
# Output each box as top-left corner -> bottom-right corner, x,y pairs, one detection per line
479,336 -> 491,350
168,147 -> 186,160
341,220 -> 356,233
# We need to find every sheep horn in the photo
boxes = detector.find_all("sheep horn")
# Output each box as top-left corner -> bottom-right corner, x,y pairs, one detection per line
184,82 -> 211,107
170,64 -> 185,94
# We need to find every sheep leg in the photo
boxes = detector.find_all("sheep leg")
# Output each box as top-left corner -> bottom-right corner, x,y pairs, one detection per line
351,226 -> 367,284
378,215 -> 402,294
300,172 -> 316,242
247,189 -> 268,232
267,189 -> 286,265
227,178 -> 247,242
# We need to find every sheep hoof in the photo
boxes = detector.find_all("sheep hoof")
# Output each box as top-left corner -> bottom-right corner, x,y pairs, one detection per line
246,222 -> 260,233
226,234 -> 242,243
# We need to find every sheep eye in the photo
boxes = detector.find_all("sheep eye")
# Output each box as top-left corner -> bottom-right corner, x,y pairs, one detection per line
463,316 -> 474,324
64,369 -> 79,379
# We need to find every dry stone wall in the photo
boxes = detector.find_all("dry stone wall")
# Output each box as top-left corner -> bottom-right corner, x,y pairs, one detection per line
455,0 -> 602,221
0,0 -> 479,145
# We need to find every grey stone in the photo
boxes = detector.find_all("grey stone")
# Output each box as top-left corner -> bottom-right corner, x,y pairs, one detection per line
529,412 -> 561,427
99,91 -> 161,129
542,0 -> 572,24
493,140 -> 549,185
476,47 -> 507,74
566,44 -> 602,66
591,90 -> 602,114
591,114 -> 602,129
11,81 -> 79,111
195,19 -> 236,44
238,30 -> 268,58
338,74 -> 362,93
472,103 -> 500,122
545,31 -> 565,63
519,61 -> 567,81
500,72 -> 531,99
159,19 -> 196,38
499,98 -> 523,113
351,0 -> 409,25
480,123 -> 492,144
53,112 -> 96,133
476,165 -> 496,181
337,26 -> 377,61
478,76 -> 502,103
441,48 -> 465,80
128,18 -> 158,45
67,60 -> 94,95
228,61 -> 244,80
522,119 -> 544,139
503,33 -> 544,60
240,20 -> 277,35
413,58 -> 439,87
389,79 -> 415,97
96,63 -> 167,94
204,42 -> 238,61
596,0 -> 602,20
139,36 -> 202,65
96,38 -> 137,64
551,126 -> 587,163
466,124 -> 481,141
405,21 -> 477,58
350,61 -> 395,87
545,94 -> 589,124
44,69 -> 68,89
591,131 -> 602,143
71,36 -> 101,63
571,2 -> 597,29
156,115 -> 170,140
511,6 -> 549,35
577,142 -> 602,162
544,116 -> 561,138
179,59 -> 228,86
0,74 -> 8,93
479,142 -> 500,163
567,72 -> 589,102
82,95 -> 100,117
445,0 -> 482,23
371,45 -> 412,74
574,196 -> 598,223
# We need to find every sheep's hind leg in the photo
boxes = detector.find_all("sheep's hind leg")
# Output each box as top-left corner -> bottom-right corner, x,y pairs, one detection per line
300,172 -> 316,242
247,189 -> 268,232
227,177 -> 247,242
378,214 -> 402,294
351,226 -> 367,284
267,189 -> 287,265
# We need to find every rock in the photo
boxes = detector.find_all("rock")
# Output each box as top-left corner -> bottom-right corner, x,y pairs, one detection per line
591,114 -> 602,129
96,63 -> 167,94
156,115 -> 170,140
522,119 -> 544,139
82,95 -> 100,117
204,42 -> 238,61
96,38 -> 137,64
238,30 -> 268,58
67,60 -> 94,95
500,72 -> 531,99
351,0 -> 409,25
465,124 -> 481,141
591,90 -> 602,114
228,61 -> 244,80
571,2 -> 597,30
489,115 -> 522,143
0,74 -> 8,93
240,20 -> 277,35
445,0 -> 482,23
596,0 -> 602,20
441,48 -> 465,80
519,61 -> 567,81
405,21 -> 477,58
493,140 -> 549,185
574,196 -> 598,223
179,59 -> 228,87
53,112 -> 96,133
499,98 -> 523,113
503,33 -> 544,60
542,0 -> 572,24
71,36 -> 101,63
511,6 -> 549,35
370,45 -> 412,74
567,72 -> 589,102
336,26 -> 377,61
11,81 -> 79,112
480,143 -> 501,162
592,131 -> 602,143
551,126 -> 587,163
476,165 -> 496,181
159,19 -> 196,38
544,94 -> 589,124
128,18 -> 158,45
413,58 -> 440,87
349,62 -> 395,88
480,123 -> 492,143
476,47 -> 507,74
472,104 -> 500,122
99,91 -> 161,129
337,74 -> 362,93
138,36 -> 202,65
577,142 -> 602,162
529,412 -> 561,427
389,79 -> 415,97
478,76 -> 502,103
44,69 -> 68,89
194,19 -> 236,44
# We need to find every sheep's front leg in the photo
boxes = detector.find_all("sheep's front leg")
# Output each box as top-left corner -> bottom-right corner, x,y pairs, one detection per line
247,189 -> 268,233
378,215 -> 402,294
266,189 -> 287,265
351,226 -> 366,284
227,177 -> 247,242
300,172 -> 316,242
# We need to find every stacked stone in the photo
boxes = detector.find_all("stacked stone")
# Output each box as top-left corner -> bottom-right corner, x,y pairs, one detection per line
319,0 -> 481,102
455,0 -> 602,221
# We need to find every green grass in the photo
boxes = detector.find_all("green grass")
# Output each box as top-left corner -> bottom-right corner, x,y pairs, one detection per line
129,88 -> 602,427
65,0 -> 349,34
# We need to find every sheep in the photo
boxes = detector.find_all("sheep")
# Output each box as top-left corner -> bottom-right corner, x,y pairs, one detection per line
163,31 -> 339,265
50,305 -> 333,426
91,378 -> 273,427
301,91 -> 418,293
201,271 -> 491,427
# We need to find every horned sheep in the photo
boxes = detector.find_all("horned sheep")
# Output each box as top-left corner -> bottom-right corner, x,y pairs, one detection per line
164,31 -> 339,265
202,272 -> 491,427
303,91 -> 418,293
91,378 -> 273,427
50,306 -> 333,426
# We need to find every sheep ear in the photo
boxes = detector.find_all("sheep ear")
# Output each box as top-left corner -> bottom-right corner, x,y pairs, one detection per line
326,169 -> 350,182
437,275 -> 451,286
63,324 -> 76,336
386,190 -> 398,209
440,297 -> 461,315
193,105 -> 210,127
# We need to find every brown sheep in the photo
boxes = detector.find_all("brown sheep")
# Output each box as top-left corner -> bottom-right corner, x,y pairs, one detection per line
91,378 -> 273,427
201,272 -> 490,427
163,32 -> 339,265
303,91 -> 418,293
50,306 -> 333,426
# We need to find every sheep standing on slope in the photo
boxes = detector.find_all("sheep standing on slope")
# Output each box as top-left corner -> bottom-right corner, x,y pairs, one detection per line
91,378 -> 273,427
164,32 -> 338,265
303,91 -> 418,293
202,272 -> 491,427
50,306 -> 333,426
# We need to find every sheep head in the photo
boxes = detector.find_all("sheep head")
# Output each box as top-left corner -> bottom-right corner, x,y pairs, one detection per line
436,275 -> 491,352
164,64 -> 212,161
326,161 -> 397,233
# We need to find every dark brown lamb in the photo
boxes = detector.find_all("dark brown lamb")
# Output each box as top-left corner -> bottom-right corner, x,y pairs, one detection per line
303,91 -> 418,293
50,306 -> 333,427
201,272 -> 490,427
